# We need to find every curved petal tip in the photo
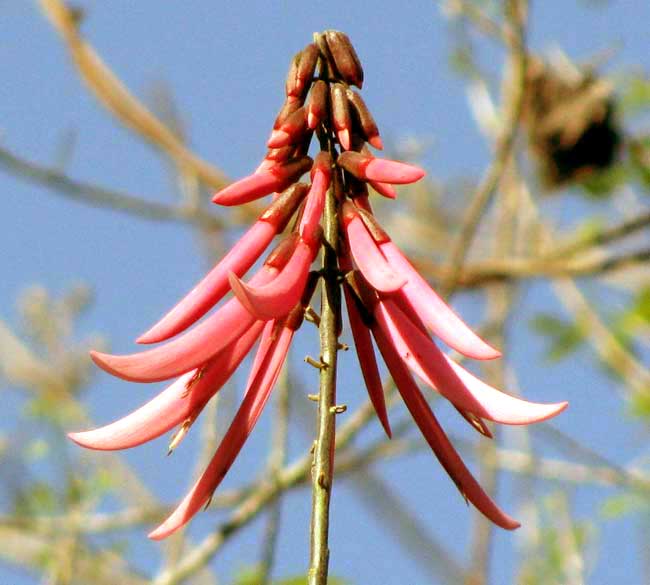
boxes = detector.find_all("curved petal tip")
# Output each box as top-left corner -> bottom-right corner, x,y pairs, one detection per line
67,431 -> 88,447
89,350 -> 121,377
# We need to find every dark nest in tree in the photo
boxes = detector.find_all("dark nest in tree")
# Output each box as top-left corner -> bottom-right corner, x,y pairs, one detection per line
522,55 -> 622,189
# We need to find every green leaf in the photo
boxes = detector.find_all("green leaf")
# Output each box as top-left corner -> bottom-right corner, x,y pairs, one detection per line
600,492 -> 647,519
14,482 -> 58,516
578,163 -> 627,198
23,438 -> 50,461
530,313 -> 585,362
621,77 -> 650,114
628,391 -> 650,419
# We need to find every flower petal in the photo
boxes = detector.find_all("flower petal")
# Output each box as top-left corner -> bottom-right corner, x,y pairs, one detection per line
307,80 -> 328,130
148,325 -> 294,540
380,241 -> 501,360
213,157 -> 312,206
372,324 -> 520,530
343,211 -> 406,293
91,268 -> 276,382
444,356 -> 568,425
137,222 -> 274,344
138,185 -> 308,344
343,285 -> 392,437
378,300 -> 568,425
337,151 -> 424,185
69,322 -> 264,450
364,158 -> 425,184
369,180 -> 396,199
229,238 -> 316,321
298,159 -> 330,242
211,171 -> 280,206
246,320 -> 276,387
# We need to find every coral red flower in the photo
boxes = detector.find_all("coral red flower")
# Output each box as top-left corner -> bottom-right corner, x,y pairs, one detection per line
70,30 -> 567,540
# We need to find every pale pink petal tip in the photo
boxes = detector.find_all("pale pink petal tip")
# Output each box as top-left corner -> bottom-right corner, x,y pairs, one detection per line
148,327 -> 294,540
307,112 -> 318,129
137,221 -> 276,345
365,158 -> 425,184
369,180 -> 397,199
267,129 -> 291,149
368,135 -> 384,150
373,325 -> 520,530
88,280 -> 264,383
212,172 -> 278,206
337,128 -> 351,151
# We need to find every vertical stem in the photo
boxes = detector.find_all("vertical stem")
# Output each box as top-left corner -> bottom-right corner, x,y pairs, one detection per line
308,147 -> 341,585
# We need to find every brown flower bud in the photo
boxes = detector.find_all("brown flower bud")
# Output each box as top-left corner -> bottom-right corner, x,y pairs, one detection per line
264,232 -> 300,269
347,89 -> 383,149
356,207 -> 391,244
324,30 -> 364,88
311,151 -> 333,180
265,145 -> 295,162
268,107 -> 308,148
307,79 -> 329,129
259,182 -> 310,232
330,83 -> 352,150
273,98 -> 302,130
286,43 -> 319,98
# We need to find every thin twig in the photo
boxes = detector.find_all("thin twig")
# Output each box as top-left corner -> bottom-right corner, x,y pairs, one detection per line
39,0 -> 229,191
547,211 -> 650,259
553,278 -> 650,397
0,145 -> 225,231
442,0 -> 515,46
414,246 -> 650,287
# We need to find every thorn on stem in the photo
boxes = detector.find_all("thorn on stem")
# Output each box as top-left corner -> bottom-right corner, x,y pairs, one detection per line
317,472 -> 330,490
329,404 -> 347,414
305,355 -> 327,369
304,306 -> 321,326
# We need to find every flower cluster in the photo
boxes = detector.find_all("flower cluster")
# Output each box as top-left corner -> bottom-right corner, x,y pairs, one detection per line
70,31 -> 567,540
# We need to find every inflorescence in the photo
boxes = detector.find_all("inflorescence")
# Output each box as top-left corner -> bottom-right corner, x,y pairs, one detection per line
70,31 -> 567,540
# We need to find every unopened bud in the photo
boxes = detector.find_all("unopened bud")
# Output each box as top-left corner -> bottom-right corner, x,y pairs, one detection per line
324,30 -> 364,88
274,98 -> 303,130
311,151 -> 333,181
337,151 -> 424,184
347,89 -> 383,149
259,182 -> 310,231
356,208 -> 391,244
286,43 -> 319,98
330,83 -> 352,150
268,107 -> 308,148
265,145 -> 295,162
307,80 -> 329,129
264,233 -> 299,270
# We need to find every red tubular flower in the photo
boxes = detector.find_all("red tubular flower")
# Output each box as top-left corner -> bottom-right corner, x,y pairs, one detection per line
71,30 -> 568,540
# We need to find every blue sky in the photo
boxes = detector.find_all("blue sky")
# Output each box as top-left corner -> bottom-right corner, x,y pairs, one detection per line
2,1 -> 650,584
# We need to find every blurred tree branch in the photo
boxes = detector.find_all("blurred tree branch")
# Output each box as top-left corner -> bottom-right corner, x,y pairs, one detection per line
0,145 -> 225,230
39,0 -> 229,191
